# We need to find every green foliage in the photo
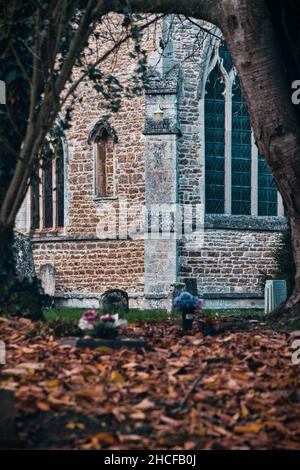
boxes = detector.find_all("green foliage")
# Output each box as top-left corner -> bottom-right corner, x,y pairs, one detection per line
259,227 -> 296,296
273,228 -> 295,296
91,321 -> 118,339
48,317 -> 82,337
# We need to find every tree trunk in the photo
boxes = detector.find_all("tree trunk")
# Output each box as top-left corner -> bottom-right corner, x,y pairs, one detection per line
271,215 -> 300,318
212,0 -> 300,317
0,222 -> 13,266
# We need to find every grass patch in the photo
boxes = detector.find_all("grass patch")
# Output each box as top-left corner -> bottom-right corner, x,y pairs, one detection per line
44,307 -> 264,323
203,308 -> 264,318
44,308 -> 85,322
44,307 -> 173,323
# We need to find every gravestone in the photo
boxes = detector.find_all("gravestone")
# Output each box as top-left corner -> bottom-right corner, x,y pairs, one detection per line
40,264 -> 56,296
183,277 -> 198,296
13,232 -> 36,282
265,279 -> 287,313
101,289 -> 129,314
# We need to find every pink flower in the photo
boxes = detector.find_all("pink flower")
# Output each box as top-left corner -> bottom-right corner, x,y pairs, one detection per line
100,314 -> 115,323
82,309 -> 98,323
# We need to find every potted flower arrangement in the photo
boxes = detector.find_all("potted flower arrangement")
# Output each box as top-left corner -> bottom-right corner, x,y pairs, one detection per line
78,309 -> 127,339
173,292 -> 203,331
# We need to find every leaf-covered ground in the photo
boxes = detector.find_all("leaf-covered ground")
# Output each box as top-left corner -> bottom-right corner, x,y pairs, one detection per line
1,316 -> 300,450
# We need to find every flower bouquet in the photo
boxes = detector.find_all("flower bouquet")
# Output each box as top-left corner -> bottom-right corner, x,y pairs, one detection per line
78,310 -> 127,339
173,292 -> 203,331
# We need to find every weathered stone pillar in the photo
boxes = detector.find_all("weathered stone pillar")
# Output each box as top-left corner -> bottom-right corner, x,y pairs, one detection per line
143,66 -> 181,307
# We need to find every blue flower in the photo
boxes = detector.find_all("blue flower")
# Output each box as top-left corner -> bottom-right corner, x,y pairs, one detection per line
173,292 -> 199,310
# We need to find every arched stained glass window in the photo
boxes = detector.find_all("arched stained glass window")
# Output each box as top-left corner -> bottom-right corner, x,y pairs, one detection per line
204,41 -> 280,217
258,152 -> 277,216
231,76 -> 251,215
219,43 -> 233,73
43,158 -> 53,228
205,64 -> 225,214
56,138 -> 65,227
31,136 -> 65,230
31,173 -> 39,229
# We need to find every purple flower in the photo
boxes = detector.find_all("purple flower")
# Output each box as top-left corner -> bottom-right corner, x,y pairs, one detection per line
195,298 -> 204,311
82,309 -> 98,323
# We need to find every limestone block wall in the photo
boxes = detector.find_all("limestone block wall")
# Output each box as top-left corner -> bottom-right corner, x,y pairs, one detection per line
170,17 -> 211,206
33,239 -> 144,295
180,228 -> 282,295
30,16 -> 163,303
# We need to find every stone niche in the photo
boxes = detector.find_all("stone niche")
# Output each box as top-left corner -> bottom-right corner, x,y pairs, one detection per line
39,263 -> 56,296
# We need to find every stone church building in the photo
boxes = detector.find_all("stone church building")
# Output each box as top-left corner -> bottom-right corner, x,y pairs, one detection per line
16,16 -> 286,310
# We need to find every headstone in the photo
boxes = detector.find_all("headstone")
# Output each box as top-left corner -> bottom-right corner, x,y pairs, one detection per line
101,289 -> 129,314
183,277 -> 198,296
0,389 -> 18,448
40,264 -> 56,296
264,279 -> 287,313
13,232 -> 36,282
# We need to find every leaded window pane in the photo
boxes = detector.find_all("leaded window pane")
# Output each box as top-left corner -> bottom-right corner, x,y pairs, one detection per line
219,43 -> 233,73
43,158 -> 53,228
258,152 -> 277,216
31,174 -> 39,230
56,139 -> 65,227
205,64 -> 225,214
231,76 -> 251,215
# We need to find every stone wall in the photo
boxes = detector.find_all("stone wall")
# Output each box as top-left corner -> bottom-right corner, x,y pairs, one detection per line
171,17 -> 211,206
180,228 -> 282,295
30,16 -> 162,304
33,239 -> 144,295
